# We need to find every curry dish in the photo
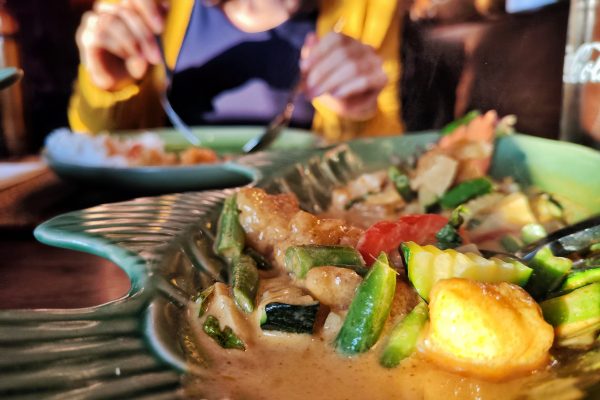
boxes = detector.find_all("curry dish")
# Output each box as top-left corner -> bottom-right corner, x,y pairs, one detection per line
182,111 -> 600,399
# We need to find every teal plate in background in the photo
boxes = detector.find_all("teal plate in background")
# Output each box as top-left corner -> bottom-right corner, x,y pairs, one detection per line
2,134 -> 600,399
45,126 -> 320,192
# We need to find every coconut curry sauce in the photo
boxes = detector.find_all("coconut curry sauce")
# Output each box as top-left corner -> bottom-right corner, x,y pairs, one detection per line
180,112 -> 600,399
182,303 -> 549,400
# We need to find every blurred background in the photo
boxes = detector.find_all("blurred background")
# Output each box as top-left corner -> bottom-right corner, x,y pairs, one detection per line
0,0 -> 568,156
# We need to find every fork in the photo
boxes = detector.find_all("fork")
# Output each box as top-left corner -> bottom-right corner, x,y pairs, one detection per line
155,36 -> 202,147
242,19 -> 345,154
242,78 -> 302,153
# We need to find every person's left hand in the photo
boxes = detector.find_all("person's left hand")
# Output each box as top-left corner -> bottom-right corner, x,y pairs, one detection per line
301,32 -> 387,121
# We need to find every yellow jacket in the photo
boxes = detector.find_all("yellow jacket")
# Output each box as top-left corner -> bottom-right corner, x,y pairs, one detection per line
68,0 -> 404,142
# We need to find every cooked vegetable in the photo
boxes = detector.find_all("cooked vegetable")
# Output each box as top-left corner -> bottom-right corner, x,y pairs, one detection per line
231,254 -> 259,313
194,285 -> 215,318
500,234 -> 523,253
305,267 -> 362,309
387,166 -> 415,201
422,279 -> 554,380
357,214 -> 450,265
540,282 -> 600,347
435,205 -> 469,250
531,192 -> 564,223
560,268 -> 600,292
439,177 -> 494,210
336,253 -> 397,354
440,110 -> 482,135
525,246 -> 572,300
380,301 -> 429,368
521,223 -> 548,246
260,302 -> 320,334
214,195 -> 245,261
284,245 -> 366,279
402,242 -> 532,302
203,315 -> 246,350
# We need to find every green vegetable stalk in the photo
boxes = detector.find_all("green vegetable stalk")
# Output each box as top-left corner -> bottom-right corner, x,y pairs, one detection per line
387,166 -> 415,202
231,254 -> 259,313
214,195 -> 245,261
380,301 -> 429,368
336,252 -> 397,354
284,245 -> 367,278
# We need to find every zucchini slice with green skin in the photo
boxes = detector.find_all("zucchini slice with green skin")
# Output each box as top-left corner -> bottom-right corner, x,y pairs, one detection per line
335,252 -> 397,355
231,254 -> 259,313
260,302 -> 320,334
402,242 -> 532,302
284,245 -> 366,279
439,177 -> 494,210
380,301 -> 429,368
525,246 -> 572,300
560,268 -> 600,292
214,195 -> 245,261
540,282 -> 600,346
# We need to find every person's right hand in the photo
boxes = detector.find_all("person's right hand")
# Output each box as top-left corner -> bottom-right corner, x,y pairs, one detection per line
76,0 -> 167,91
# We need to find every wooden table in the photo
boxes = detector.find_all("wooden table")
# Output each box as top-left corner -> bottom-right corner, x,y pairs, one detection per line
0,167 -> 139,310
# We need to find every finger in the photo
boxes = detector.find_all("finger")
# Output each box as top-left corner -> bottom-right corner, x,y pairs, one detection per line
96,13 -> 141,60
125,55 -> 149,79
332,69 -> 387,99
84,47 -> 122,89
117,5 -> 161,64
300,32 -> 318,71
305,45 -> 366,96
303,32 -> 347,70
342,91 -> 380,117
128,0 -> 165,34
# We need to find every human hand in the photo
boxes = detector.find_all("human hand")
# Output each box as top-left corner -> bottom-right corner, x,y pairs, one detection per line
301,32 -> 388,121
76,0 -> 167,91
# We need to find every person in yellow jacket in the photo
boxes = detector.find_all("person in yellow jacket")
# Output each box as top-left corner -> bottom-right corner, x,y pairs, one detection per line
69,0 -> 404,142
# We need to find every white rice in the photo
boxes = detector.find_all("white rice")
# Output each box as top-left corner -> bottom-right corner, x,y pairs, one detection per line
45,128 -> 164,167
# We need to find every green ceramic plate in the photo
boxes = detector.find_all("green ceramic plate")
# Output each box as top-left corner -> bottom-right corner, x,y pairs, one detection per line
2,133 -> 600,399
45,126 -> 320,192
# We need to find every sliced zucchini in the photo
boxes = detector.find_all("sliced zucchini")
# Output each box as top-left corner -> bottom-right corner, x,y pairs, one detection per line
525,246 -> 572,300
540,282 -> 600,347
560,268 -> 600,292
402,242 -> 532,302
380,301 -> 429,368
260,302 -> 320,334
439,177 -> 494,210
284,245 -> 366,279
336,252 -> 397,355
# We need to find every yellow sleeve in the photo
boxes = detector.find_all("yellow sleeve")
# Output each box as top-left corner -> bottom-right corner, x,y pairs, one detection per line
68,0 -> 194,134
312,0 -> 404,142
68,64 -> 164,134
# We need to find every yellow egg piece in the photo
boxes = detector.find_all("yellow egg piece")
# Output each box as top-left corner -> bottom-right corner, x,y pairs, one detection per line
420,278 -> 554,381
